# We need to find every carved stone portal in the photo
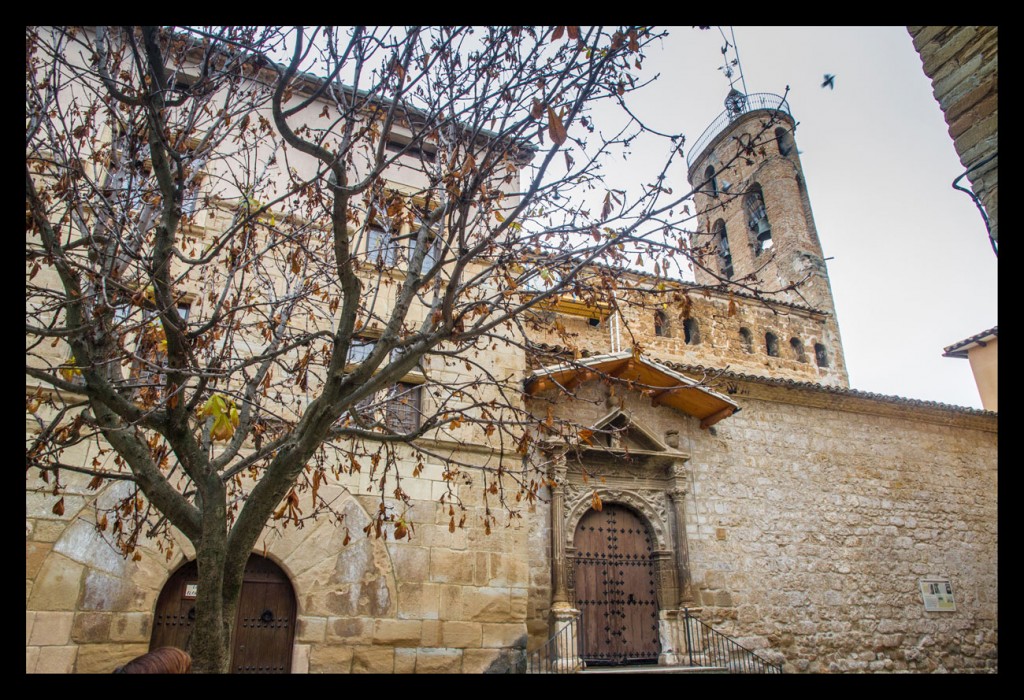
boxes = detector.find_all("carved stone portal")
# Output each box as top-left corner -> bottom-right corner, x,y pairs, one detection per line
547,415 -> 694,665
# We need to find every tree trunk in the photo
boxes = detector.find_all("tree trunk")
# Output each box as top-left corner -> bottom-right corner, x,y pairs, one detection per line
188,482 -> 235,673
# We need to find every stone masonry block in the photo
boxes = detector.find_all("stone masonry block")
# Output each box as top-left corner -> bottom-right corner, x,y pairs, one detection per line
954,114 -> 998,156
933,53 -> 983,104
921,27 -> 977,73
442,620 -> 482,648
510,588 -> 529,619
415,648 -> 462,673
74,643 -> 147,674
26,540 -> 52,579
397,582 -> 440,620
28,554 -> 84,611
481,622 -> 526,648
945,82 -> 996,123
351,647 -> 395,673
291,644 -> 310,674
420,619 -> 442,646
461,586 -> 511,622
326,616 -> 372,644
108,612 -> 151,642
394,648 -> 417,674
71,612 -> 112,644
296,616 -> 326,643
32,646 -> 78,674
309,645 -> 353,673
373,618 -> 422,645
28,611 -> 74,646
30,519 -> 69,540
462,648 -> 506,673
430,548 -> 476,584
390,542 -> 430,581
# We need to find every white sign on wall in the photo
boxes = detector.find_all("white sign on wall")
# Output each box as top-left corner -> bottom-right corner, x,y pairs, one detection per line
184,583 -> 198,599
920,578 -> 955,612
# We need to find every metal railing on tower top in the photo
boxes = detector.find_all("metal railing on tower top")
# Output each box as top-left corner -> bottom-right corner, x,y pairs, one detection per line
686,92 -> 792,169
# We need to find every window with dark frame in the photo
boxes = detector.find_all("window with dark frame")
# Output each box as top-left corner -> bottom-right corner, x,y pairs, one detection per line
683,318 -> 700,345
775,127 -> 794,156
714,219 -> 733,279
739,327 -> 753,354
368,224 -> 398,266
790,337 -> 807,362
744,186 -> 772,255
385,382 -> 423,432
385,136 -> 437,165
654,310 -> 670,338
705,165 -> 718,198
814,342 -> 829,368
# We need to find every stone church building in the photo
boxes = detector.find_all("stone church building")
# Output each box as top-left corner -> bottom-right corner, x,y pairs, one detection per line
26,31 -> 996,674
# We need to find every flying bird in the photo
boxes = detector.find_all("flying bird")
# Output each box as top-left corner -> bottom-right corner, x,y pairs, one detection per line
821,74 -> 835,90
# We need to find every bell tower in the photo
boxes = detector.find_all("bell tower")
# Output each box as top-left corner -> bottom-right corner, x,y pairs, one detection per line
685,49 -> 847,385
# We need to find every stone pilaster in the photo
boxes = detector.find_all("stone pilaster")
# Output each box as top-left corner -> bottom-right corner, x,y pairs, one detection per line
548,456 -> 569,605
667,485 -> 695,605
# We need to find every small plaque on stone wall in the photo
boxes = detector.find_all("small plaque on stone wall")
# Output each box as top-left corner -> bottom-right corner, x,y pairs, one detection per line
919,578 -> 955,612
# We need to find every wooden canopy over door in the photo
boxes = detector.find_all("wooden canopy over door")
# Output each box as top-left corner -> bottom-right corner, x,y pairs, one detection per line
573,504 -> 661,665
150,554 -> 297,673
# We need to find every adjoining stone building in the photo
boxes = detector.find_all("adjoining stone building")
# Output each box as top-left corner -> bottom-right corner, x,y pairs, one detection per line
27,29 -> 996,674
909,26 -> 997,252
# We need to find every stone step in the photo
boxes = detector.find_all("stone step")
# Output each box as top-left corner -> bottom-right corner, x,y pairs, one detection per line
579,664 -> 728,674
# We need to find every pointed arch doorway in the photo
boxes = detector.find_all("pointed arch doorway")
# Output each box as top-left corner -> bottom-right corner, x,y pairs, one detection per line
573,503 -> 661,665
150,554 -> 297,673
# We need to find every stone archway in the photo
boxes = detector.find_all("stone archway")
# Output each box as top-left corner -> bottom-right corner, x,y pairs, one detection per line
151,554 -> 297,673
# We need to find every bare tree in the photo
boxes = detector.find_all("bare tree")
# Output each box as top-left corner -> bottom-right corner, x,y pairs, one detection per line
26,26 -> 788,672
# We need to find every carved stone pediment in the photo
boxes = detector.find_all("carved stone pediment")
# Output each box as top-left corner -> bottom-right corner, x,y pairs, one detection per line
560,407 -> 689,475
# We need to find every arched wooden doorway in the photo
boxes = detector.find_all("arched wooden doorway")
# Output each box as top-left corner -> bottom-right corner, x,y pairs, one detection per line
151,554 -> 297,673
573,503 -> 661,665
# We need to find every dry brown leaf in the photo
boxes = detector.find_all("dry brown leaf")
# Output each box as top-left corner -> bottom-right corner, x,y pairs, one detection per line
547,107 -> 567,146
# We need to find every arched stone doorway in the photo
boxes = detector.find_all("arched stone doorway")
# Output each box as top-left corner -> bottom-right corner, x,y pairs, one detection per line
151,554 -> 297,673
573,503 -> 661,665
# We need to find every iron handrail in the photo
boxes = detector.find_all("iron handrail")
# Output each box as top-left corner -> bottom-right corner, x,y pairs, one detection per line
525,612 -> 583,674
686,92 -> 792,169
682,608 -> 783,673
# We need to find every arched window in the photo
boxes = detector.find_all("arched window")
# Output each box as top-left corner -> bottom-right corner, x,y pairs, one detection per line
775,127 -> 794,156
814,342 -> 829,368
654,310 -> 670,337
739,327 -> 753,353
713,219 -> 733,279
744,185 -> 772,255
790,337 -> 807,362
765,331 -> 779,357
705,165 -> 718,198
684,318 -> 700,345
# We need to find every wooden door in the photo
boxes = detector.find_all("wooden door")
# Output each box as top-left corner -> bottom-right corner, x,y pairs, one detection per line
150,560 -> 199,653
573,504 -> 661,665
231,556 -> 296,673
150,555 -> 296,673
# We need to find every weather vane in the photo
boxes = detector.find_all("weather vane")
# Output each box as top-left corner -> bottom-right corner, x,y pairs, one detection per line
717,27 -> 748,96
717,27 -> 749,118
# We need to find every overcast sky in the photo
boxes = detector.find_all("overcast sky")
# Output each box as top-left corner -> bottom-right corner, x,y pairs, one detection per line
617,26 -> 997,409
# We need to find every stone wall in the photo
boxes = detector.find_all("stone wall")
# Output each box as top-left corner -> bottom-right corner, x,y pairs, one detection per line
680,382 -> 997,672
530,287 -> 848,389
530,373 -> 997,673
909,26 -> 998,247
26,440 -> 535,673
